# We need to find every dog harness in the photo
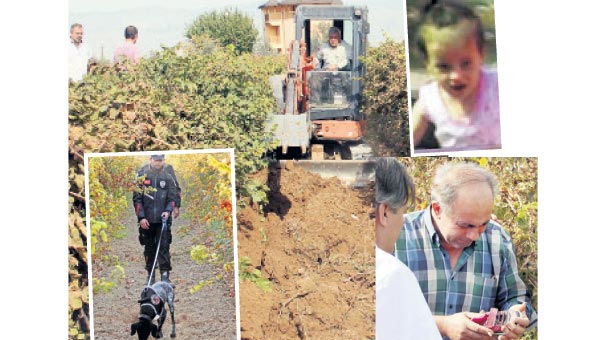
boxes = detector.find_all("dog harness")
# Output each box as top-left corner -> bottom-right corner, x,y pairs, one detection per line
138,287 -> 165,322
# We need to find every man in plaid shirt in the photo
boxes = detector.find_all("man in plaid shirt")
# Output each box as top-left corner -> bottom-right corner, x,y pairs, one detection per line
394,162 -> 536,340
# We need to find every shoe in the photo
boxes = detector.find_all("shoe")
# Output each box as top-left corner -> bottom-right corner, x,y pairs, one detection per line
146,269 -> 156,285
161,271 -> 171,283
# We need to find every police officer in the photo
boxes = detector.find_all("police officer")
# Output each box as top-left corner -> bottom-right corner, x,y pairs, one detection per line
141,156 -> 182,219
133,154 -> 178,284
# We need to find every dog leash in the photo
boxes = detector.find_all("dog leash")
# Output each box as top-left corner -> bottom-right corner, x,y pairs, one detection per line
146,217 -> 168,286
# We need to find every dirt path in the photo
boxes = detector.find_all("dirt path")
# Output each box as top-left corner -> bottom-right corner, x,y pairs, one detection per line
91,210 -> 237,339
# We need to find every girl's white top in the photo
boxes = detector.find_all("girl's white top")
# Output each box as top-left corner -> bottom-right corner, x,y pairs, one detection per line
418,68 -> 501,151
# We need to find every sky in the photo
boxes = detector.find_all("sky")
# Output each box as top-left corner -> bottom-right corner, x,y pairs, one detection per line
69,0 -> 406,60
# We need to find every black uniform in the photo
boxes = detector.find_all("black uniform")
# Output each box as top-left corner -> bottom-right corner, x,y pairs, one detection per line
133,164 -> 178,273
164,164 -> 181,217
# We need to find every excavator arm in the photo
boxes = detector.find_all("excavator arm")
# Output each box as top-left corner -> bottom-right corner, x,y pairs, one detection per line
267,39 -> 315,155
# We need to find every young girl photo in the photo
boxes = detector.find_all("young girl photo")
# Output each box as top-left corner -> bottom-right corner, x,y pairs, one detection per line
408,0 -> 500,153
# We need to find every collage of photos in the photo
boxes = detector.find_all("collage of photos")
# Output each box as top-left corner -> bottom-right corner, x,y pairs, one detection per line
67,0 -> 538,339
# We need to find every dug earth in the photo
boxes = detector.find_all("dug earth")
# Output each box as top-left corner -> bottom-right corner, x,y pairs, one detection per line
238,163 -> 375,340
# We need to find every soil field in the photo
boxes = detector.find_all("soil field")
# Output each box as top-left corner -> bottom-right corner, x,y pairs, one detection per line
91,212 -> 237,339
238,162 -> 375,340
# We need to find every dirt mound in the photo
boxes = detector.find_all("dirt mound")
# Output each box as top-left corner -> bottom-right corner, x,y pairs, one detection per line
238,163 -> 375,340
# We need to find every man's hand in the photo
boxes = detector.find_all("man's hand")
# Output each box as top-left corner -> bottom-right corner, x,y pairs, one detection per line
437,312 -> 494,340
497,303 -> 530,340
173,207 -> 180,219
161,212 -> 170,220
139,218 -> 149,230
312,54 -> 319,69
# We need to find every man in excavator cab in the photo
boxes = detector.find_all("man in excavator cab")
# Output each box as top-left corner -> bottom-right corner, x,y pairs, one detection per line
315,26 -> 352,71
268,5 -> 371,160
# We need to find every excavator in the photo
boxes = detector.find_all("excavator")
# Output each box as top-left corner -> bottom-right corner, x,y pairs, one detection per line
268,4 -> 373,162
267,4 -> 376,186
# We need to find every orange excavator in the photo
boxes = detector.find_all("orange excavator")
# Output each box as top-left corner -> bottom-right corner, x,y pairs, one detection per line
268,4 -> 373,161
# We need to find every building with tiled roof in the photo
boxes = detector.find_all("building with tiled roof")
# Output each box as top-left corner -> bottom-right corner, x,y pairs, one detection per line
259,0 -> 342,53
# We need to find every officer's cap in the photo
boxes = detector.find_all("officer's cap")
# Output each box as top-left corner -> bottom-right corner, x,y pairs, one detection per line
151,154 -> 165,160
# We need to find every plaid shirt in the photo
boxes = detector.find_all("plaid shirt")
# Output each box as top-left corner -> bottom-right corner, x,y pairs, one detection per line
394,208 -> 537,327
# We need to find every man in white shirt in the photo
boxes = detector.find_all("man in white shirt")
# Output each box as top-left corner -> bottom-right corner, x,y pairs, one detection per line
375,158 -> 442,340
315,27 -> 351,71
68,23 -> 91,82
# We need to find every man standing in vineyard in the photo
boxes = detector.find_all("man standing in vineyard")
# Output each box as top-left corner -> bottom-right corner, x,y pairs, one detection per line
133,154 -> 178,284
113,25 -> 141,65
375,158 -> 442,340
394,162 -> 537,340
68,23 -> 91,82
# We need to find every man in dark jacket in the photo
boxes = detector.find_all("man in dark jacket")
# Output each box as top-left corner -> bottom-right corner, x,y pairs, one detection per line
139,157 -> 182,219
133,154 -> 178,284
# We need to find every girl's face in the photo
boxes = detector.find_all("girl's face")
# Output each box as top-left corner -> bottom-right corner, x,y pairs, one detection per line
425,21 -> 484,102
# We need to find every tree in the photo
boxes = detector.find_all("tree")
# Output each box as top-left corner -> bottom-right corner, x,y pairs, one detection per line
186,8 -> 258,55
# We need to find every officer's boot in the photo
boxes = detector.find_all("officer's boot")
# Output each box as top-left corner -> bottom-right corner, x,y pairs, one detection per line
161,271 -> 171,283
146,268 -> 156,285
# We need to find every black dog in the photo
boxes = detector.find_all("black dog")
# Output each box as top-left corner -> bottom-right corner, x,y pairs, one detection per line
131,281 -> 176,339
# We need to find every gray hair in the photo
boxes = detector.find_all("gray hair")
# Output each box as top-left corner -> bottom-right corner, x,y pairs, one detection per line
375,158 -> 415,212
70,23 -> 82,32
431,162 -> 498,213
328,27 -> 341,39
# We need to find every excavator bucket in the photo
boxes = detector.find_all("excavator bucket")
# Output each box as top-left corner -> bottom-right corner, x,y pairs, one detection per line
273,159 -> 376,188
267,113 -> 313,154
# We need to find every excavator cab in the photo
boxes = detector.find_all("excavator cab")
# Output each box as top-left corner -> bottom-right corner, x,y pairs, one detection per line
268,5 -> 370,159
297,6 -> 368,133
308,71 -> 352,109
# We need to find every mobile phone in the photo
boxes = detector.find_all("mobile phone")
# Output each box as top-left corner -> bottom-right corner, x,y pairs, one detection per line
471,308 -> 522,334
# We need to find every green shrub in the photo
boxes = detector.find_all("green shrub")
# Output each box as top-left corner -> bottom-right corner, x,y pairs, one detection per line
68,42 -> 286,339
361,38 -> 410,156
69,44 -> 285,196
